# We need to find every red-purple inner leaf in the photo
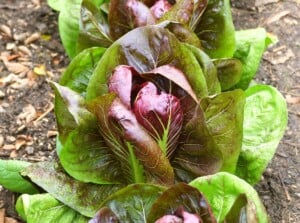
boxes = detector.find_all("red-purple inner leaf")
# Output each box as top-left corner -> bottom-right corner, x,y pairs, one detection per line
133,82 -> 183,141
126,0 -> 156,27
150,0 -> 173,20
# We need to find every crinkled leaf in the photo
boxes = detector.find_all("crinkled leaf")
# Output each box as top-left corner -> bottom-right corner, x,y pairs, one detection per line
186,44 -> 221,95
189,172 -> 269,223
92,184 -> 166,223
77,0 -> 112,53
86,25 -> 208,100
21,161 -> 124,217
236,85 -> 288,184
195,0 -> 235,58
147,183 -> 216,223
172,105 -> 223,182
53,84 -> 122,184
88,95 -> 174,185
200,89 -> 245,173
16,193 -> 88,223
233,28 -> 275,89
59,47 -> 106,96
213,58 -> 243,91
108,0 -> 155,40
0,160 -> 39,194
58,0 -> 82,58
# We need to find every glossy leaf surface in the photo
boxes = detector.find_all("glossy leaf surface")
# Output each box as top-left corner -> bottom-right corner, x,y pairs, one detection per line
16,193 -> 88,223
190,172 -> 268,223
195,0 -> 235,58
236,85 -> 288,184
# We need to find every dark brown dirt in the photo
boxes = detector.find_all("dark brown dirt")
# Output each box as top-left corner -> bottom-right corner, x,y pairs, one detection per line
0,0 -> 299,222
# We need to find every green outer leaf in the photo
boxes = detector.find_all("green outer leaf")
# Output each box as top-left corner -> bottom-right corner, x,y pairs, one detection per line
53,84 -> 122,184
0,160 -> 39,194
186,44 -> 221,95
59,47 -> 106,96
99,184 -> 166,223
86,25 -> 208,100
47,0 -> 64,11
21,161 -> 124,217
236,85 -> 288,184
58,0 -> 82,58
195,0 -> 235,58
189,172 -> 269,223
201,89 -> 245,173
233,28 -> 275,90
16,193 -> 88,223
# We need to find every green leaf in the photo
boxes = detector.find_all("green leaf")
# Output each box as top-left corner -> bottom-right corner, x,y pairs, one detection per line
16,193 -> 88,223
86,25 -> 208,100
53,83 -> 122,184
0,160 -> 39,194
147,183 -> 216,222
189,172 -> 269,223
59,47 -> 106,96
97,184 -> 166,222
47,0 -> 64,11
58,0 -> 82,58
77,0 -> 112,53
213,58 -> 243,91
186,44 -> 221,95
233,28 -> 275,89
236,85 -> 288,184
195,0 -> 236,58
201,89 -> 245,173
21,161 -> 124,217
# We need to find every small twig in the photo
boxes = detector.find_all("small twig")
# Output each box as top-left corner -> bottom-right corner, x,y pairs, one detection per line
278,172 -> 291,202
33,102 -> 54,126
282,142 -> 300,148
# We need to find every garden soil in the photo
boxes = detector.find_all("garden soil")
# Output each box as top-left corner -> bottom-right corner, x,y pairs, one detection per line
0,0 -> 299,222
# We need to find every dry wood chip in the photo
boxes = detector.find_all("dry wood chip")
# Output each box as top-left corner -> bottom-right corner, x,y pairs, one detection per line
18,45 -> 32,57
3,61 -> 29,74
47,130 -> 58,138
265,10 -> 290,24
24,32 -> 40,45
9,150 -> 18,158
17,104 -> 37,123
0,25 -> 12,37
6,43 -> 16,51
15,139 -> 27,150
2,145 -> 15,150
13,32 -> 29,41
5,217 -> 19,223
0,135 -> 4,147
0,208 -> 4,223
286,95 -> 300,104
255,0 -> 279,7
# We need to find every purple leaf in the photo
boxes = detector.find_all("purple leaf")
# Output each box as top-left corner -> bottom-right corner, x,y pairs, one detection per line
133,82 -> 183,157
150,0 -> 173,20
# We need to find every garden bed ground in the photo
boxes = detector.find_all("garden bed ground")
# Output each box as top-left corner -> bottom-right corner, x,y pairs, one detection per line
0,0 -> 299,222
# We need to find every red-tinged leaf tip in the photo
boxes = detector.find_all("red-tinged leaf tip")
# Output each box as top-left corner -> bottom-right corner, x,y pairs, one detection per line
127,0 -> 156,27
150,0 -> 173,20
89,207 -> 119,223
133,81 -> 183,145
155,215 -> 183,223
108,65 -> 136,108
